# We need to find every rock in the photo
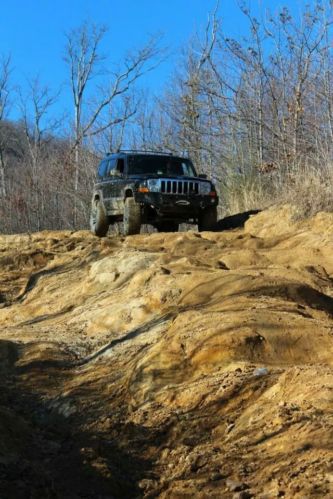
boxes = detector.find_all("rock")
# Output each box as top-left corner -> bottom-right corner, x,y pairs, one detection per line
253,367 -> 269,377
226,478 -> 249,492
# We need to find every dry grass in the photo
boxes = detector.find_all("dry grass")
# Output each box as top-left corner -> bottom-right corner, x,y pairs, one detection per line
221,162 -> 333,218
281,164 -> 333,218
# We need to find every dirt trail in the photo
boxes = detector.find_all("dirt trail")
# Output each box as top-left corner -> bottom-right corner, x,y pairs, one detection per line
0,205 -> 333,498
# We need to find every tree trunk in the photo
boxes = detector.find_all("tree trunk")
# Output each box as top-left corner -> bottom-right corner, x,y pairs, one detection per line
0,150 -> 6,197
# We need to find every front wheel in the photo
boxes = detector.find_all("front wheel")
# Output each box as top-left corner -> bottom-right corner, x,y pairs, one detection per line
198,206 -> 217,231
90,199 -> 109,237
123,197 -> 141,235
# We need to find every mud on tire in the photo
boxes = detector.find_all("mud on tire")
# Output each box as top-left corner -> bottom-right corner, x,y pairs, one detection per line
90,200 -> 109,237
123,197 -> 141,235
198,206 -> 217,231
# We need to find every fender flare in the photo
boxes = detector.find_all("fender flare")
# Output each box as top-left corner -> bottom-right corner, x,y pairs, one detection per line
123,186 -> 134,201
91,189 -> 108,212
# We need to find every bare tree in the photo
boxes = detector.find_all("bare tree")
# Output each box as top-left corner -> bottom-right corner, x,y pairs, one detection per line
18,78 -> 60,231
0,55 -> 12,197
64,21 -> 162,225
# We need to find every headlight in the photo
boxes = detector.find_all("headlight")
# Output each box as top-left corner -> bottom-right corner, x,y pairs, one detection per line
200,182 -> 212,195
137,181 -> 149,193
147,179 -> 161,192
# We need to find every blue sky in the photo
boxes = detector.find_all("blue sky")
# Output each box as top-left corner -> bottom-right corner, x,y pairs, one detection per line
0,0 -> 310,120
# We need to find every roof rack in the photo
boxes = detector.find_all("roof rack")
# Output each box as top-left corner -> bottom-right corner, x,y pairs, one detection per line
109,149 -> 174,156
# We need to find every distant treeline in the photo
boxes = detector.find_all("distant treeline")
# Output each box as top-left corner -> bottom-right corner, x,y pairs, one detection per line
1,2 -> 333,233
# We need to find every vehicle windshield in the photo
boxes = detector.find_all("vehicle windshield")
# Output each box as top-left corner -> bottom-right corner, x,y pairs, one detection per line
127,155 -> 196,177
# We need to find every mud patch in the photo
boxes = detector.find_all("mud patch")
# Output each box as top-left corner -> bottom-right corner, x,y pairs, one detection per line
0,207 -> 332,497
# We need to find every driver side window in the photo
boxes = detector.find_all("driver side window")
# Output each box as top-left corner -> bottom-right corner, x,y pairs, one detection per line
116,159 -> 124,174
106,158 -> 124,176
106,158 -> 117,176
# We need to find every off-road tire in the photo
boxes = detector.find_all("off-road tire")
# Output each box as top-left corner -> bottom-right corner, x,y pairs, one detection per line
90,199 -> 109,237
156,222 -> 179,233
123,197 -> 141,235
198,206 -> 217,231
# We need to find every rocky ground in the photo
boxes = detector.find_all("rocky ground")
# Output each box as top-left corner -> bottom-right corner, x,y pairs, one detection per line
0,205 -> 332,498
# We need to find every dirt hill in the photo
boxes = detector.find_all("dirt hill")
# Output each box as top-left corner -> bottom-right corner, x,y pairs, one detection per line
0,205 -> 333,498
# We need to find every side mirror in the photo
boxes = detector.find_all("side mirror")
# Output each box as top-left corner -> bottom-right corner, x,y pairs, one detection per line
109,169 -> 121,177
198,173 -> 207,179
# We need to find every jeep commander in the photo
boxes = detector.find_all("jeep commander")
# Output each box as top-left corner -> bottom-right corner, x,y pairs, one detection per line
90,150 -> 218,236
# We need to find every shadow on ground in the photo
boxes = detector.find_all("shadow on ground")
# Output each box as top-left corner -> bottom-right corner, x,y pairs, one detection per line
0,339 -> 153,499
214,210 -> 261,231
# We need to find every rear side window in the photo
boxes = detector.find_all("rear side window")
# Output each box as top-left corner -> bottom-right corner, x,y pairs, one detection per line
97,160 -> 108,178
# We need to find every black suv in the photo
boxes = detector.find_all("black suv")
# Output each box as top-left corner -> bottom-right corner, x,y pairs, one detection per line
90,150 -> 219,236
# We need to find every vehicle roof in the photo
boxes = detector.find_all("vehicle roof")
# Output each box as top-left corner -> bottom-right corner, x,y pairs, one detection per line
105,150 -> 190,161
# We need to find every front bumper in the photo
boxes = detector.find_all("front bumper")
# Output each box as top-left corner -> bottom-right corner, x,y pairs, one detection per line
135,192 -> 218,221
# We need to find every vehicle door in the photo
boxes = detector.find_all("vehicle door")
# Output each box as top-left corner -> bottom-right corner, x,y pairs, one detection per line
105,158 -> 124,215
112,158 -> 126,196
96,159 -> 108,197
99,158 -> 114,211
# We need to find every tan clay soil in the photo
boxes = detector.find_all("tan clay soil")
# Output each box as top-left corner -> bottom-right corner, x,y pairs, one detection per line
0,205 -> 332,498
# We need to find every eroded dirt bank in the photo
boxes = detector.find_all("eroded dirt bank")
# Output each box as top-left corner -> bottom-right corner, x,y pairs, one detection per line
0,205 -> 333,498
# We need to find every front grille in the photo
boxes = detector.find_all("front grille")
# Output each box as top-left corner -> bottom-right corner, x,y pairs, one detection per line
160,179 -> 199,195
